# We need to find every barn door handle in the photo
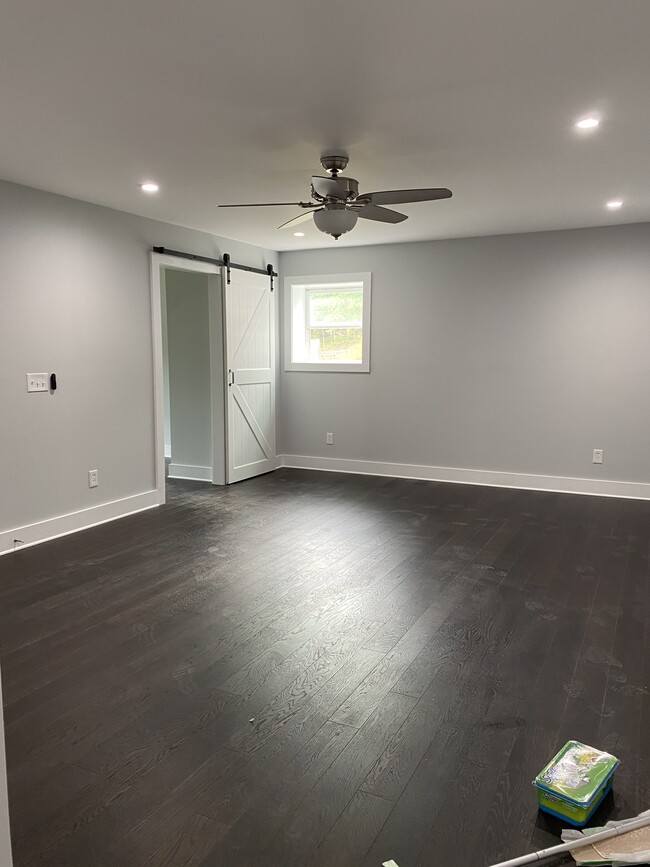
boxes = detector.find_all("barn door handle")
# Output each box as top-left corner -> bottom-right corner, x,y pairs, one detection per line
228,370 -> 235,386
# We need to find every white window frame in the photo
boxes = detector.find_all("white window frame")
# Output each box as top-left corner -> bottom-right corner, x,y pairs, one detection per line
284,272 -> 372,373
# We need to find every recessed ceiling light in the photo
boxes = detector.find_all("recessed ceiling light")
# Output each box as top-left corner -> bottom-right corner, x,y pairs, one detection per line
575,117 -> 600,129
293,231 -> 306,237
140,182 -> 159,193
606,200 -> 623,209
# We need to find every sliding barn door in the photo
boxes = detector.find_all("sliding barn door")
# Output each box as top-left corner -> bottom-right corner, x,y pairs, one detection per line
224,269 -> 276,483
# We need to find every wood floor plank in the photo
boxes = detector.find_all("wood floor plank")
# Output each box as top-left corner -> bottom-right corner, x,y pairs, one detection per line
414,759 -> 494,866
256,690 -> 417,865
1,471 -> 648,867
315,789 -> 394,867
194,721 -> 359,866
361,721 -> 477,867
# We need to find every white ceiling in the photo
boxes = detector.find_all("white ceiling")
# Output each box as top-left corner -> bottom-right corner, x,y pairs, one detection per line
1,0 -> 649,251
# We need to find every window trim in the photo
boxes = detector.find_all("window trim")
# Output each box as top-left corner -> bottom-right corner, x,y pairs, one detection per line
284,272 -> 372,373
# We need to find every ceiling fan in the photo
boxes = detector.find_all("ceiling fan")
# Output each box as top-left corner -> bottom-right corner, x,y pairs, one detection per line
217,154 -> 452,240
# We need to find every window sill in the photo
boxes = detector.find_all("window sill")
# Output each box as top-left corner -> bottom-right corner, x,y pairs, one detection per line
285,361 -> 370,373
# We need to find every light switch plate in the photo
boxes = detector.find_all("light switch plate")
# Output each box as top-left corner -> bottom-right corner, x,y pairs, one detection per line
27,373 -> 48,392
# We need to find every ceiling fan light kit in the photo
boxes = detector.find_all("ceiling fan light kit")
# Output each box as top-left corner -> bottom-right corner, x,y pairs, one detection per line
313,203 -> 358,238
218,154 -> 452,240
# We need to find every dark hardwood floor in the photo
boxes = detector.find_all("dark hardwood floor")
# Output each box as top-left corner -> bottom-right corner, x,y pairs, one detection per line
1,469 -> 649,866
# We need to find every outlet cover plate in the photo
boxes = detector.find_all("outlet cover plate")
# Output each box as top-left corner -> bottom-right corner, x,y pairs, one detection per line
593,449 -> 604,464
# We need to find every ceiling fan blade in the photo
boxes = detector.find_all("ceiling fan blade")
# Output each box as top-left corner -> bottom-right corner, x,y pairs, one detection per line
311,176 -> 350,199
277,209 -> 320,230
357,188 -> 452,206
356,204 -> 408,224
218,201 -> 314,208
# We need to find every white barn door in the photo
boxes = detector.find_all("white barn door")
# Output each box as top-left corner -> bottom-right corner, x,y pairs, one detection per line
224,269 -> 276,483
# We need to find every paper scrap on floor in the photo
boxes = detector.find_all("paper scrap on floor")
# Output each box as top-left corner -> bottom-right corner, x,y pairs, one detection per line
563,808 -> 650,865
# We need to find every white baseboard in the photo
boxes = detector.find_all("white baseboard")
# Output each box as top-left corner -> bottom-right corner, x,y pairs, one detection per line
167,463 -> 212,482
277,454 -> 650,501
0,489 -> 161,556
5,455 -> 645,558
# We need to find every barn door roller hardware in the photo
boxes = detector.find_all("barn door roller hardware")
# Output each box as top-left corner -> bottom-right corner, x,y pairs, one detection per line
152,247 -> 277,291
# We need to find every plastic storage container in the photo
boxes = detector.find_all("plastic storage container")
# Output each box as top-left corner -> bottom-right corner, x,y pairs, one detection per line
533,740 -> 619,827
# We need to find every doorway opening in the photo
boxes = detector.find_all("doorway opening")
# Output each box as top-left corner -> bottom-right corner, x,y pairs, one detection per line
150,252 -> 276,504
162,267 -> 225,487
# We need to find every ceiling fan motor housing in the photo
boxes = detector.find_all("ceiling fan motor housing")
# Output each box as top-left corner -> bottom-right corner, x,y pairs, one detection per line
338,177 -> 359,199
311,176 -> 359,203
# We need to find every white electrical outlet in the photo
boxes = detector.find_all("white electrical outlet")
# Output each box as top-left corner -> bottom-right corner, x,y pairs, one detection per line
593,449 -> 604,465
26,373 -> 48,392
326,432 -> 334,445
88,469 -> 99,488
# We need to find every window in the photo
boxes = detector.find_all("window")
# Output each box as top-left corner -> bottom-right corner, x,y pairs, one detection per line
285,273 -> 371,372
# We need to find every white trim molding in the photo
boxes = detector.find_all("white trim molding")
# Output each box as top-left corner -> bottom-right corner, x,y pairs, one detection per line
0,490 -> 160,556
167,464 -> 212,482
277,454 -> 650,501
0,670 -> 12,867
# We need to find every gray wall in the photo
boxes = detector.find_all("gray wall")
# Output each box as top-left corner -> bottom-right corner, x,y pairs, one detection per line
164,270 -> 212,473
279,223 -> 650,484
0,179 -> 275,540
